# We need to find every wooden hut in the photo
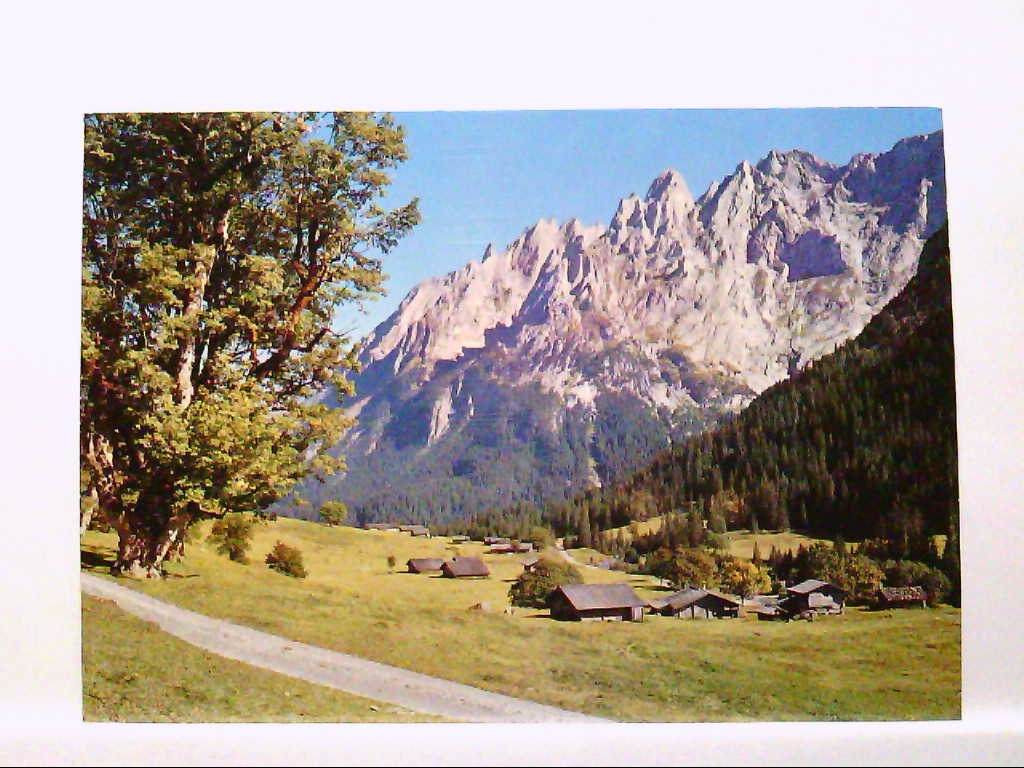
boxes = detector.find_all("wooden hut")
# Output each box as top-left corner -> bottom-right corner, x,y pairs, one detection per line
876,586 -> 928,608
548,584 -> 646,622
365,522 -> 400,531
440,557 -> 490,578
521,554 -> 541,572
489,543 -> 515,554
407,525 -> 430,537
514,542 -> 534,553
483,536 -> 510,546
450,535 -> 470,543
651,587 -> 740,619
782,579 -> 847,615
406,558 -> 444,574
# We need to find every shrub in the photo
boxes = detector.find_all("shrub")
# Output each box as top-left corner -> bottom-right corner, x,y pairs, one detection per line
265,541 -> 307,578
208,513 -> 255,563
319,500 -> 348,527
509,558 -> 582,608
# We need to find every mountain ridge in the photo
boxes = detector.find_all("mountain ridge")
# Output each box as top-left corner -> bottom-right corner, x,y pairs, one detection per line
290,131 -> 946,524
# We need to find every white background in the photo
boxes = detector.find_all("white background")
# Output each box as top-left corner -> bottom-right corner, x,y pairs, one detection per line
1,0 -> 1021,764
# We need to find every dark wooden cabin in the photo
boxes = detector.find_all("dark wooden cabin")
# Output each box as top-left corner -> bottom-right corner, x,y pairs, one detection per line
406,558 -> 444,574
782,579 -> 847,615
548,583 -> 646,622
441,557 -> 490,578
876,585 -> 928,608
650,587 -> 740,619
521,554 -> 541,572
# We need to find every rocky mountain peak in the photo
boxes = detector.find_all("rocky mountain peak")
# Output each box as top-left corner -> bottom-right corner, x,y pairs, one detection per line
325,130 -> 947,522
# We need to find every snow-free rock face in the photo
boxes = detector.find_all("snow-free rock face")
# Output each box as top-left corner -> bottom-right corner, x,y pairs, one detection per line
318,131 -> 946,520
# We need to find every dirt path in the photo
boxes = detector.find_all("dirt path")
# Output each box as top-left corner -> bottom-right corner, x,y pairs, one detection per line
81,572 -> 605,723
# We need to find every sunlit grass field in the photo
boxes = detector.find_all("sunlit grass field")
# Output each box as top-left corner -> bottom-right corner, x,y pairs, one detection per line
82,518 -> 960,722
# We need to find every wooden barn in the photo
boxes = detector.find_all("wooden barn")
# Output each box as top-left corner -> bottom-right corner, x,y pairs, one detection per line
548,584 -> 646,622
488,543 -> 515,554
441,557 -> 490,578
649,587 -> 741,619
521,554 -> 541,572
782,579 -> 847,615
876,585 -> 928,608
406,558 -> 444,574
483,536 -> 510,546
407,525 -> 430,537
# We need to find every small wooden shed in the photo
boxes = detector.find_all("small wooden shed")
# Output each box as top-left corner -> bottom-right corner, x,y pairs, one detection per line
521,554 -> 541,572
407,525 -> 430,537
876,585 -> 928,608
406,558 -> 444,574
783,579 -> 847,615
450,535 -> 470,543
651,587 -> 740,619
441,557 -> 490,578
548,583 -> 646,622
483,536 -> 510,546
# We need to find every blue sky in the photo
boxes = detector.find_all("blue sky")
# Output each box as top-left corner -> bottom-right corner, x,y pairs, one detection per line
335,107 -> 943,340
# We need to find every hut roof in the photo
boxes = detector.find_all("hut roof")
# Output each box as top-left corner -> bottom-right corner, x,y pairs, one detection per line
489,543 -> 514,553
408,525 -> 430,536
442,557 -> 490,577
787,579 -> 846,596
397,525 -> 414,532
521,554 -> 541,567
879,586 -> 927,601
406,558 -> 444,572
553,583 -> 645,611
657,587 -> 740,612
365,523 -> 397,530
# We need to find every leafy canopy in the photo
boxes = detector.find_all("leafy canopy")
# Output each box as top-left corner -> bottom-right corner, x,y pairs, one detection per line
81,112 -> 418,573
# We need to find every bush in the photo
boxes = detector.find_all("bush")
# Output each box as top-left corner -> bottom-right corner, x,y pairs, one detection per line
265,541 -> 307,578
208,513 -> 255,563
319,500 -> 348,527
509,559 -> 582,608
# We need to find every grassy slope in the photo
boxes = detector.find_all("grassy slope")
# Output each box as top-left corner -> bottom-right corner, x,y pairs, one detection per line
601,516 -> 834,559
82,519 -> 960,722
82,595 -> 442,722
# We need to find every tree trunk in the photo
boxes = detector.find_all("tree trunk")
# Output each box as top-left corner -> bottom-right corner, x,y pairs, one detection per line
110,499 -> 194,579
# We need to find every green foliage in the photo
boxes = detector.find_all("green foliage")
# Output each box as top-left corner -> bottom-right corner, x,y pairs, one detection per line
318,501 -> 348,527
508,558 -> 582,609
717,556 -> 772,598
81,111 -> 418,574
208,513 -> 255,563
562,226 -> 958,582
647,547 -> 718,589
265,541 -> 307,578
527,526 -> 555,549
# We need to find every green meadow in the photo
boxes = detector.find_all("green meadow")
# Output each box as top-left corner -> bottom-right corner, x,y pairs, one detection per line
82,518 -> 960,722
82,594 -> 442,722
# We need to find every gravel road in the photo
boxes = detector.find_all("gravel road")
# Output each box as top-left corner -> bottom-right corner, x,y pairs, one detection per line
81,572 -> 605,723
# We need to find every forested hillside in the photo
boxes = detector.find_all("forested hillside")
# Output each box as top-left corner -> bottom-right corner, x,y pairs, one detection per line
544,223 -> 958,561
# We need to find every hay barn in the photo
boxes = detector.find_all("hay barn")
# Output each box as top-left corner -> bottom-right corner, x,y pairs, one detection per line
548,584 -> 646,622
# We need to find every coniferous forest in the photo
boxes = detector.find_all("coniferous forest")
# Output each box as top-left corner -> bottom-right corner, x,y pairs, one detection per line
543,224 -> 958,563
